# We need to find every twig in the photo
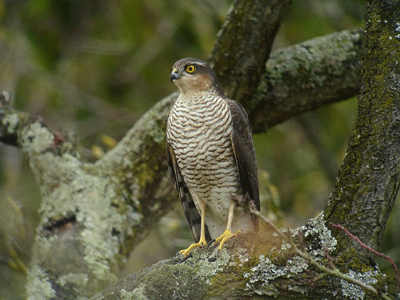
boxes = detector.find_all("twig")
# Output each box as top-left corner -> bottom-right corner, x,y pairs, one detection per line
330,222 -> 400,287
298,229 -> 305,252
323,246 -> 335,269
250,208 -> 392,300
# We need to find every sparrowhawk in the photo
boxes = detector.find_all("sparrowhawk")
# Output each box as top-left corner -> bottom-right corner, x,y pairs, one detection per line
166,57 -> 260,257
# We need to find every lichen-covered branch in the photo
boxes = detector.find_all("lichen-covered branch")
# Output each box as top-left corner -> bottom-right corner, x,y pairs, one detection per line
91,213 -> 396,299
251,210 -> 392,300
0,30 -> 362,147
325,0 -> 400,261
251,28 -> 362,132
20,94 -> 178,299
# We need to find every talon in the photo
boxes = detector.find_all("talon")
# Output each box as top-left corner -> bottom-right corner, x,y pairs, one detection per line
208,256 -> 217,262
179,236 -> 207,258
207,238 -> 216,248
214,229 -> 241,251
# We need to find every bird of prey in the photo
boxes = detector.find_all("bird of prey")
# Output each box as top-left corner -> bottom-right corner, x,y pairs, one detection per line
166,57 -> 260,257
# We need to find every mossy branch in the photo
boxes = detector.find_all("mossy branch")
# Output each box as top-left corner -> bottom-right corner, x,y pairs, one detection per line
325,0 -> 400,260
250,209 -> 393,300
210,0 -> 291,104
91,211 -> 396,299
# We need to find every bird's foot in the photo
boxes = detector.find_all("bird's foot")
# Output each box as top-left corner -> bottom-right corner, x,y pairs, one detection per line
213,229 -> 242,252
179,236 -> 207,258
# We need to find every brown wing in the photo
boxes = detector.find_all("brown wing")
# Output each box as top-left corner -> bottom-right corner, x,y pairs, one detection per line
226,100 -> 260,227
166,140 -> 212,243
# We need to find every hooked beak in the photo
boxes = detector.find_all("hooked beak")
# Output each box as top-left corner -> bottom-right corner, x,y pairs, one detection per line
170,68 -> 179,82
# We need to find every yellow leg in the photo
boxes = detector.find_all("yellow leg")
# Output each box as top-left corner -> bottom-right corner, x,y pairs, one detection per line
214,201 -> 241,251
179,200 -> 207,258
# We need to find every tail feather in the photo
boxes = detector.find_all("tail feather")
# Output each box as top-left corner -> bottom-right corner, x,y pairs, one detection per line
177,171 -> 211,243
166,141 -> 211,243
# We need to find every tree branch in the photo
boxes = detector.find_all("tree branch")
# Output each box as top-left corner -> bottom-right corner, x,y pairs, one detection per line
250,28 -> 362,132
325,0 -> 400,261
210,0 -> 291,104
91,212 -> 396,299
0,2 -> 369,299
1,30 -> 362,147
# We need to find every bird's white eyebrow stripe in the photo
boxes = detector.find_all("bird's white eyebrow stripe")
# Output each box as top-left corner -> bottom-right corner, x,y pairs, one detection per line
191,61 -> 207,67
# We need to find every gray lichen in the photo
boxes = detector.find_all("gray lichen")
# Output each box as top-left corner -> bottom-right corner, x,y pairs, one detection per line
241,212 -> 337,296
196,248 -> 232,285
340,270 -> 380,300
20,122 -> 55,154
301,212 -> 337,257
26,265 -> 56,300
25,140 -> 142,297
1,113 -> 19,133
243,254 -> 309,296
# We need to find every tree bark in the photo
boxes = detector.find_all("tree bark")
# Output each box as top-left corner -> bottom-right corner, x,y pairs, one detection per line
1,0 -> 398,299
325,0 -> 400,262
210,0 -> 291,106
251,28 -> 362,132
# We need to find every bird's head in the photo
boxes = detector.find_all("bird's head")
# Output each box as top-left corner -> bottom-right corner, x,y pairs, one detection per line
170,58 -> 224,96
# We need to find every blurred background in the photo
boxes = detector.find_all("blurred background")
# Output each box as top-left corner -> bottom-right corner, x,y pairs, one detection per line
0,0 -> 398,299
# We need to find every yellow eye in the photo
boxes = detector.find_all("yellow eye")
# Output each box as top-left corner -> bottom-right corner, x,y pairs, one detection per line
185,65 -> 196,73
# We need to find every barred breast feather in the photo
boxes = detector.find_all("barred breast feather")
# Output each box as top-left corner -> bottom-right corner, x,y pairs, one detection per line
166,92 -> 256,241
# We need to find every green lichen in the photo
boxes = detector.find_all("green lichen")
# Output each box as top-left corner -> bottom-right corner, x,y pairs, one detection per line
120,285 -> 148,300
